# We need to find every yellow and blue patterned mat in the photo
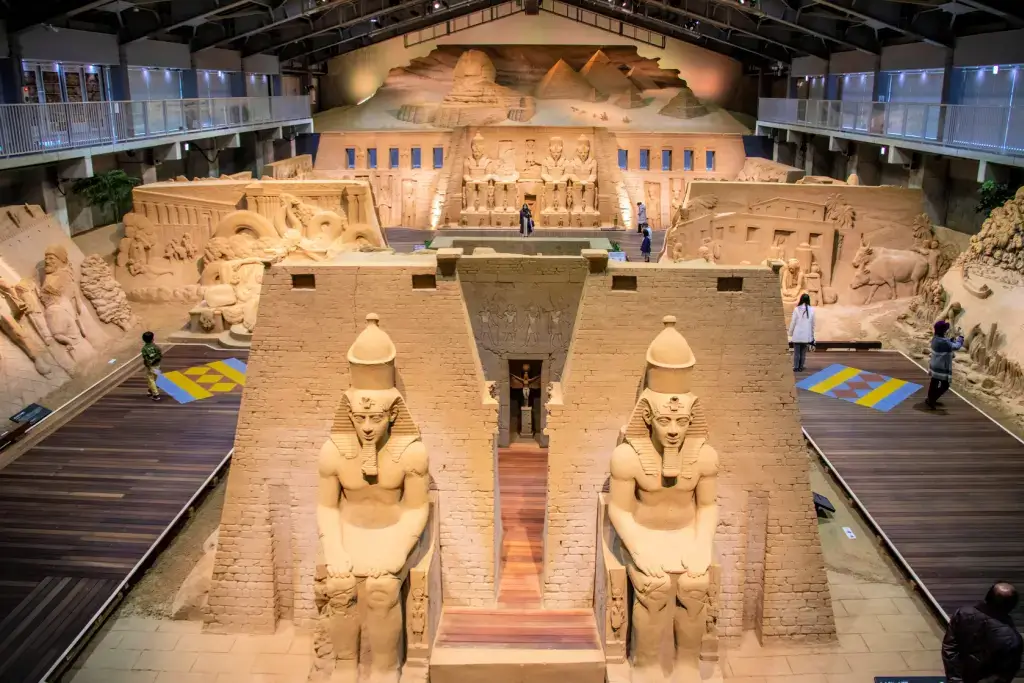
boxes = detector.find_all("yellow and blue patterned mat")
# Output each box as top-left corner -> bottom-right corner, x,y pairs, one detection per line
796,363 -> 922,412
156,358 -> 247,404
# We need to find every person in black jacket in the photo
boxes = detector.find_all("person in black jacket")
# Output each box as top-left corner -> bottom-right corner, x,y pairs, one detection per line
942,582 -> 1022,683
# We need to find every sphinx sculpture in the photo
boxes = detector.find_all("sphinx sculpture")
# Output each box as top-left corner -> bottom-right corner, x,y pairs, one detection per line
312,314 -> 430,683
607,315 -> 719,683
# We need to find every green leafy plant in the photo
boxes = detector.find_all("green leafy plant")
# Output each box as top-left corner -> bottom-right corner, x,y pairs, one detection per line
977,180 -> 1015,218
609,240 -> 622,252
72,169 -> 141,224
424,238 -> 433,248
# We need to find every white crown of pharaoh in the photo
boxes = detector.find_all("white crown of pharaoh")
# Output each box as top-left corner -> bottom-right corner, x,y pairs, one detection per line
346,313 -> 398,412
645,315 -> 695,394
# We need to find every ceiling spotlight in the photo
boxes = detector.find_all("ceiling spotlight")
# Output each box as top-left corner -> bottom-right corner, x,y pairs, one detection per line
434,1 -> 440,8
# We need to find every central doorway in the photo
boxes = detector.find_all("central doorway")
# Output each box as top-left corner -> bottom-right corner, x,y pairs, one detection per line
498,359 -> 547,607
508,359 -> 542,444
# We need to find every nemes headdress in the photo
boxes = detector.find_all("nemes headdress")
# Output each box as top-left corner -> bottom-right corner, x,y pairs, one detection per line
331,314 -> 419,476
624,316 -> 708,478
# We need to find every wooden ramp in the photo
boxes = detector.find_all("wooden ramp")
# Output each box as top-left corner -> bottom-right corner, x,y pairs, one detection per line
0,345 -> 246,683
429,442 -> 604,682
797,350 -> 1024,623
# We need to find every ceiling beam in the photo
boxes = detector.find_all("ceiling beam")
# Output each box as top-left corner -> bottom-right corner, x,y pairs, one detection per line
707,0 -> 878,54
642,0 -> 826,57
10,0 -> 114,31
123,0 -> 257,43
198,0 -> 349,50
956,0 -> 1024,27
572,0 -> 782,61
808,0 -> 950,47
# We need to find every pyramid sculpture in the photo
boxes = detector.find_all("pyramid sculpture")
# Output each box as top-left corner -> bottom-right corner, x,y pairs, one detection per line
579,49 -> 638,97
658,82 -> 708,119
614,87 -> 647,109
626,66 -> 658,92
535,59 -> 598,101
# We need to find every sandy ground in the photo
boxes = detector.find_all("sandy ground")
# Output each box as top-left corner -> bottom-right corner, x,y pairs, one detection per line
117,479 -> 226,619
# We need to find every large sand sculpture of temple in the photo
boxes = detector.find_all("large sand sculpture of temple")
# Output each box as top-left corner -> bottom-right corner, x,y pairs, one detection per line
204,249 -> 835,682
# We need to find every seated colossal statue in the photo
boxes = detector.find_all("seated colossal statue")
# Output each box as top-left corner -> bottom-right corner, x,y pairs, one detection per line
607,316 -> 719,683
312,314 -> 431,683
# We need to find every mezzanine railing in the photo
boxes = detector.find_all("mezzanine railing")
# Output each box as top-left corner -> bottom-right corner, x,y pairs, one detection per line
758,97 -> 1024,158
0,96 -> 311,160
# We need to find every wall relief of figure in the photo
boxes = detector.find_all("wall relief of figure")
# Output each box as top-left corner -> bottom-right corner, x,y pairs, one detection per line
39,245 -> 95,365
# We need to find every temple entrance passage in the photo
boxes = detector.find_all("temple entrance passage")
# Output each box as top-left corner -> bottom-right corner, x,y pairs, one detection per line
496,442 -> 547,608
508,359 -> 542,444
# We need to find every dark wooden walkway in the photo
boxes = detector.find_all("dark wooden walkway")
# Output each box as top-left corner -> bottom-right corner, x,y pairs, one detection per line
797,350 -> 1024,624
0,345 -> 246,683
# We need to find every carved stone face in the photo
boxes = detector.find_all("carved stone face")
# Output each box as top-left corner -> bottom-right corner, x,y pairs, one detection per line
471,139 -> 484,160
43,253 -> 63,274
349,404 -> 395,448
576,139 -> 590,162
643,395 -> 692,476
549,138 -> 563,160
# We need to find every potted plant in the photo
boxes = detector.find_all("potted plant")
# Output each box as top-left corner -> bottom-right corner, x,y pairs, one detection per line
72,170 -> 141,226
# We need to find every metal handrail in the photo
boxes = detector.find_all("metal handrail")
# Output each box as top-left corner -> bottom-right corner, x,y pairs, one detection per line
0,96 -> 312,160
757,97 -> 1024,158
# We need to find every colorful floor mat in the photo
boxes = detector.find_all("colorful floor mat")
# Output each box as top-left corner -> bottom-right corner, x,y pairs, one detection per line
156,358 -> 247,404
796,363 -> 922,412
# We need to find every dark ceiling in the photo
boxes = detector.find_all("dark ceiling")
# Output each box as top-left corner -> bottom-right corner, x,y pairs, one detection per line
3,0 -> 1022,71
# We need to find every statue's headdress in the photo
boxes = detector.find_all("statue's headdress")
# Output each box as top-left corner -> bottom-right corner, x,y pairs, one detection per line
331,314 -> 419,476
624,316 -> 708,478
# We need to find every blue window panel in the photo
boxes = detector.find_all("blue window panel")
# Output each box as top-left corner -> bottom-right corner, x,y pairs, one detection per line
639,148 -> 650,170
367,148 -> 377,169
662,149 -> 672,171
706,150 -> 716,171
433,146 -> 444,168
618,149 -> 628,170
389,147 -> 399,169
411,147 -> 422,169
684,149 -> 693,171
345,148 -> 355,169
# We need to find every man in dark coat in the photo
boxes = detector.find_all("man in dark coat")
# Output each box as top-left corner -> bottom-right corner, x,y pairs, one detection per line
942,582 -> 1022,683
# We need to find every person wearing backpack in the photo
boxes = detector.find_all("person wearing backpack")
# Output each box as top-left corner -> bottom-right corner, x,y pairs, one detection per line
141,331 -> 163,401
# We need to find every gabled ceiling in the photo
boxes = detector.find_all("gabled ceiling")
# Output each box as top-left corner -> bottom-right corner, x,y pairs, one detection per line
4,0 -> 1024,71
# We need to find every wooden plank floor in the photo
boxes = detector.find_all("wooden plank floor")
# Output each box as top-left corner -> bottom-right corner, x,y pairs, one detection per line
436,608 -> 600,649
797,350 -> 1024,624
497,442 -> 547,608
0,345 -> 246,683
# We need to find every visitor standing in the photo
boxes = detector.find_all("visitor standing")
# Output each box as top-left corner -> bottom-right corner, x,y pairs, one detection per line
942,582 -> 1022,683
519,203 -> 533,237
926,320 -> 963,409
636,201 -> 648,234
141,331 -> 163,402
640,225 -> 652,262
788,293 -> 815,372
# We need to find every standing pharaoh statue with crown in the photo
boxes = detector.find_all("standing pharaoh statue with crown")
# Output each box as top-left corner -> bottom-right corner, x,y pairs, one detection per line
608,316 -> 719,683
312,314 -> 430,683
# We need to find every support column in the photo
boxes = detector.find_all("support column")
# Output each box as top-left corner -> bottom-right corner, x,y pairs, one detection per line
909,155 -> 950,226
42,168 -> 69,233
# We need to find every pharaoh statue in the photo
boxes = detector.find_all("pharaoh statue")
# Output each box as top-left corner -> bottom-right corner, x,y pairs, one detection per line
493,147 -> 520,212
39,245 -> 94,362
608,316 -> 719,683
313,314 -> 430,683
567,135 -> 598,214
541,136 -> 569,213
462,133 -> 493,211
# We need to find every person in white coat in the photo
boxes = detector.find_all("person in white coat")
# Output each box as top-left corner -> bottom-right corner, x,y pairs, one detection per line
789,293 -> 815,372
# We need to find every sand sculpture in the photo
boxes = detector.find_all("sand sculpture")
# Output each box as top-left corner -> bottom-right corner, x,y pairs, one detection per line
657,83 -> 707,120
535,59 -> 598,101
312,314 -> 431,683
79,255 -> 136,332
735,157 -> 804,183
606,316 -> 720,683
0,205 -> 135,418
